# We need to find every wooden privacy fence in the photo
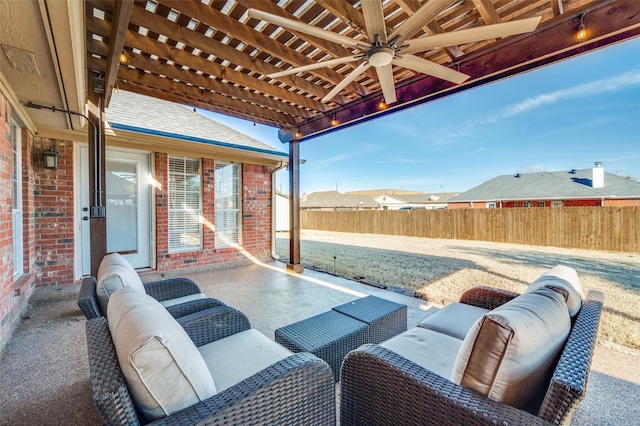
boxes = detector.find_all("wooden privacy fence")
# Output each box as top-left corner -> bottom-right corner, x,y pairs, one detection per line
301,206 -> 640,253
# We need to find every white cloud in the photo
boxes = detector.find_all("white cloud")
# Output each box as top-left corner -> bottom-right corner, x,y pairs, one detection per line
315,154 -> 347,168
502,69 -> 640,118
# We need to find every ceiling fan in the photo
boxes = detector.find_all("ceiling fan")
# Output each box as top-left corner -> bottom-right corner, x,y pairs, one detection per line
247,1 -> 541,105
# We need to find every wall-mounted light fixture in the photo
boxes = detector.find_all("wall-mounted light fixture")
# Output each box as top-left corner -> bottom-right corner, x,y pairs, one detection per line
377,99 -> 387,110
119,52 -> 128,64
577,12 -> 587,41
43,144 -> 59,170
330,114 -> 339,127
113,83 -> 119,94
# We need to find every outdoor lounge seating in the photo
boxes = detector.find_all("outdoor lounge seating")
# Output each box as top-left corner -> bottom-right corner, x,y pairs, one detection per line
86,287 -> 335,425
340,265 -> 604,426
78,253 -> 226,320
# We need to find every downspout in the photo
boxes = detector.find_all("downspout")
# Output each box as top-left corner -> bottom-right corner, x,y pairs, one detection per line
271,161 -> 287,259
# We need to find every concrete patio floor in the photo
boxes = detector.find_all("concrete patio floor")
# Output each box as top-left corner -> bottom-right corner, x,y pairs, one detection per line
0,260 -> 639,425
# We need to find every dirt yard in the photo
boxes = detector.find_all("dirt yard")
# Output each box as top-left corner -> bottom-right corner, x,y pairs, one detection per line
276,230 -> 640,351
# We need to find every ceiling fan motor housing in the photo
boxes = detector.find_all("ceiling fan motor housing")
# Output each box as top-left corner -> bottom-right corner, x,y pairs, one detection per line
367,46 -> 395,67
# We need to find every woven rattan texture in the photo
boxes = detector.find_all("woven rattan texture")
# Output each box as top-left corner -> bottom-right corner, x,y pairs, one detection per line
340,290 -> 604,426
86,312 -> 335,425
333,296 -> 407,343
165,297 -> 227,319
276,310 -> 368,379
459,285 -> 520,310
86,317 -> 141,425
178,306 -> 252,347
142,278 -> 200,301
78,277 -> 102,319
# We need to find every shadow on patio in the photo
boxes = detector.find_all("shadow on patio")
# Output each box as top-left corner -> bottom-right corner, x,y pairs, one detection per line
1,261 -> 638,425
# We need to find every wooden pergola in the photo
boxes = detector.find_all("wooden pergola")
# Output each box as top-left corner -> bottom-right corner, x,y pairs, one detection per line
46,0 -> 640,271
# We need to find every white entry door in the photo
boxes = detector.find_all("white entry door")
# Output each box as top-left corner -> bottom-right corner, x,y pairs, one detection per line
79,147 -> 152,274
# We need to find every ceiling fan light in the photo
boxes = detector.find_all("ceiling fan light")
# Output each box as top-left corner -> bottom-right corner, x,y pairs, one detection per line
368,47 -> 394,67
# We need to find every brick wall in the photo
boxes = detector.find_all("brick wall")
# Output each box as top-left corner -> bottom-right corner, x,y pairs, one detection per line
33,139 -> 75,286
155,153 -> 274,274
564,199 -> 601,207
0,91 -> 36,348
604,198 -> 640,207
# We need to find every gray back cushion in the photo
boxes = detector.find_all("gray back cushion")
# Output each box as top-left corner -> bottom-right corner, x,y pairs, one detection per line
107,287 -> 216,421
96,252 -> 145,314
452,287 -> 571,413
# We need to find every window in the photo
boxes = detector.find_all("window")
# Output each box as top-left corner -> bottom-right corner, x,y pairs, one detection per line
11,120 -> 23,276
513,202 -> 519,207
523,201 -> 532,208
486,202 -> 496,208
168,156 -> 202,252
537,201 -> 546,207
215,161 -> 241,246
551,201 -> 563,208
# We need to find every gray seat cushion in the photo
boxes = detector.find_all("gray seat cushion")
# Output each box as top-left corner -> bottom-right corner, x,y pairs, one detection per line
418,302 -> 489,340
159,293 -> 207,307
381,327 -> 463,380
198,329 -> 292,392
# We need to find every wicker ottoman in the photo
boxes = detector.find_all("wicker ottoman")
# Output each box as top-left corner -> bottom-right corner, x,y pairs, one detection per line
333,295 -> 407,343
275,296 -> 408,380
275,310 -> 368,379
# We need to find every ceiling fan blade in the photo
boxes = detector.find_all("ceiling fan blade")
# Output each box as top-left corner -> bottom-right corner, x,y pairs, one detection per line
393,55 -> 469,84
389,0 -> 457,45
361,0 -> 387,44
403,17 -> 542,55
268,56 -> 362,79
322,62 -> 371,103
375,64 -> 397,104
247,8 -> 368,50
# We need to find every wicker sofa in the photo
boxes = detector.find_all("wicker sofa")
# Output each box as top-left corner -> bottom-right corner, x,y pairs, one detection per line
78,253 -> 225,320
86,287 -> 335,425
340,266 -> 603,426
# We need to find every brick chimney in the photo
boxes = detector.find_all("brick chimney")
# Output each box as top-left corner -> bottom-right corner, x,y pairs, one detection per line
592,162 -> 604,188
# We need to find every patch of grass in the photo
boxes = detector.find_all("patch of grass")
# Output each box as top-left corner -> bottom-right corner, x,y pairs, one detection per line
277,233 -> 640,351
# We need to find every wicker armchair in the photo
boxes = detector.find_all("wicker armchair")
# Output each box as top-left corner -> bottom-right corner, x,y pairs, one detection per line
78,275 -> 226,320
86,306 -> 336,426
340,288 -> 604,426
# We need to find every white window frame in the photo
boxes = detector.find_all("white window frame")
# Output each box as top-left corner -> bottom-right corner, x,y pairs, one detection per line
486,202 -> 496,209
168,155 -> 202,252
551,201 -> 563,208
523,201 -> 532,208
214,161 -> 242,247
11,120 -> 23,277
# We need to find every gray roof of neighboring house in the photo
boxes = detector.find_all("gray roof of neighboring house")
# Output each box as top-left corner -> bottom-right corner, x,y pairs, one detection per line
380,192 -> 461,203
302,191 -> 379,208
106,90 -> 286,158
449,168 -> 640,202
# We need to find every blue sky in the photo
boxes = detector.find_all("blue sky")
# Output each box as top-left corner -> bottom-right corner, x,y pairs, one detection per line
201,37 -> 640,195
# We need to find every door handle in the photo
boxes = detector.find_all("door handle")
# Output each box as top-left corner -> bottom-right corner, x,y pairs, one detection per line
83,207 -> 89,212
83,216 -> 89,221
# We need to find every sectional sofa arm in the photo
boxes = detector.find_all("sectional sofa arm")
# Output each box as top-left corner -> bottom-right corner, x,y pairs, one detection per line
459,285 -> 520,310
143,277 -> 201,302
150,352 -> 336,426
165,297 -> 227,319
78,277 -> 103,319
340,344 -> 552,426
178,306 -> 252,347
86,317 -> 141,426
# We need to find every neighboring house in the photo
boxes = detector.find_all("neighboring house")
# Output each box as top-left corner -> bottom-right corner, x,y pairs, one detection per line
448,163 -> 640,209
301,191 -> 379,211
376,192 -> 461,210
346,189 -> 422,199
275,190 -> 290,232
